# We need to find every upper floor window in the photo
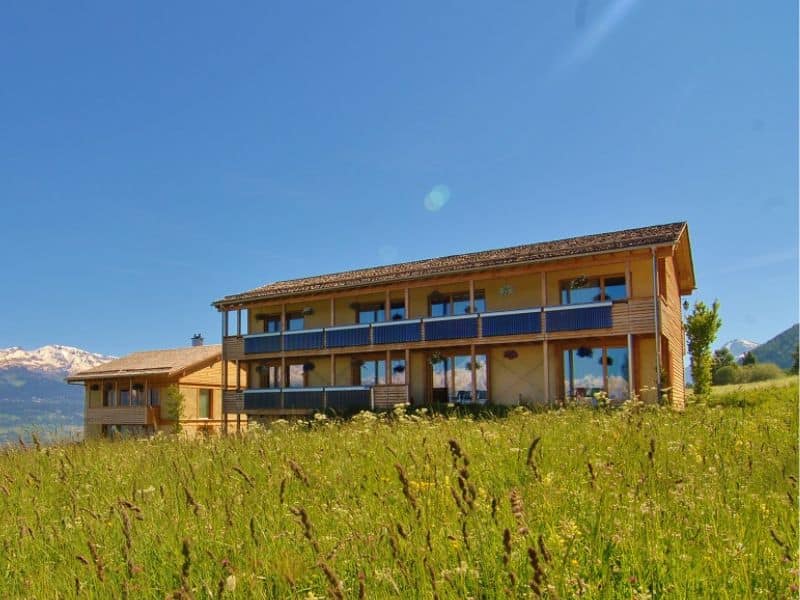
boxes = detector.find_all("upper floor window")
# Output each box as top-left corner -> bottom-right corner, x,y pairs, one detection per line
356,301 -> 405,324
560,275 -> 626,305
429,291 -> 485,317
286,312 -> 305,331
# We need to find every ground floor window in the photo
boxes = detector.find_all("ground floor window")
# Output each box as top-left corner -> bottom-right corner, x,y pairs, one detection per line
251,363 -> 281,388
430,353 -> 488,404
198,389 -> 212,419
563,345 -> 629,401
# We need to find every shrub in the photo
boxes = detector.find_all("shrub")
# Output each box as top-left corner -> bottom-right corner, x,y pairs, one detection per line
713,365 -> 739,385
740,362 -> 784,383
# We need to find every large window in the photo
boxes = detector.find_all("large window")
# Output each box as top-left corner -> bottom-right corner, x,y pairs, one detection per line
563,346 -> 629,401
429,291 -> 486,317
430,353 -> 488,403
149,388 -> 160,407
356,301 -> 405,323
198,389 -> 212,419
252,363 -> 281,388
287,364 -> 306,388
560,275 -> 626,304
103,383 -> 115,407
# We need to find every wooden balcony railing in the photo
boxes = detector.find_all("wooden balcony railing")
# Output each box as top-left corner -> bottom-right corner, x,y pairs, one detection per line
86,406 -> 149,425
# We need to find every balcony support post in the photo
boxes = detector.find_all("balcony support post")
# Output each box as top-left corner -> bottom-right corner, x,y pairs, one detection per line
384,290 -> 391,323
236,309 -> 242,336
236,359 -> 241,390
540,272 -> 547,334
330,298 -> 335,326
221,310 -> 228,435
469,279 -> 475,314
386,349 -> 391,384
330,353 -> 336,386
404,287 -> 410,318
405,347 -> 411,402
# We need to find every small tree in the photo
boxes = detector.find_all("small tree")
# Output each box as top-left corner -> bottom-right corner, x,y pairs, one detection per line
684,300 -> 722,397
712,348 -> 736,374
164,385 -> 185,433
741,351 -> 757,366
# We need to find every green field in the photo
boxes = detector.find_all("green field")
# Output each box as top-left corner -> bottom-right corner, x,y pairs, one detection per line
1,384 -> 797,598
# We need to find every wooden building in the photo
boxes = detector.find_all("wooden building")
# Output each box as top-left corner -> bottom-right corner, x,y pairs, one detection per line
213,223 -> 695,426
68,344 -> 245,438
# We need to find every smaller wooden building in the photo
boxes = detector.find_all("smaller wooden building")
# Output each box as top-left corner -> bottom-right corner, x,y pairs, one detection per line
67,344 -> 245,438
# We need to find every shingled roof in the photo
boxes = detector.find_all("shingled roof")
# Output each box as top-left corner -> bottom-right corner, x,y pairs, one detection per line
67,345 -> 221,381
214,222 -> 691,307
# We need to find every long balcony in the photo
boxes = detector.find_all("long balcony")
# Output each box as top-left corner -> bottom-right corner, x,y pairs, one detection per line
224,299 -> 655,359
223,384 -> 410,414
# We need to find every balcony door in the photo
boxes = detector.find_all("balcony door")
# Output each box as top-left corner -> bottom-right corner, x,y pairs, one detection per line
429,352 -> 487,404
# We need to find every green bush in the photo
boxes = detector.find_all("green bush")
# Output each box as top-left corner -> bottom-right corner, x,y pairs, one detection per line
740,362 -> 785,383
712,365 -> 739,385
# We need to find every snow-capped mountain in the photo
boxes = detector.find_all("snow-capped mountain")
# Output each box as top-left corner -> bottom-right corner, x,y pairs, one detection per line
0,345 -> 115,377
719,339 -> 760,361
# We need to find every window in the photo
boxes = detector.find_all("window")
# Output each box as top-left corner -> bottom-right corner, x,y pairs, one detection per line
429,291 -> 485,317
391,359 -> 406,384
252,363 -> 281,388
287,364 -> 306,388
356,359 -> 386,386
563,346 -> 629,401
131,384 -> 144,407
356,301 -> 405,323
560,275 -> 626,304
255,313 -> 281,333
430,353 -> 488,403
103,383 -> 115,407
286,312 -> 304,331
119,387 -> 130,407
149,388 -> 160,407
198,389 -> 211,419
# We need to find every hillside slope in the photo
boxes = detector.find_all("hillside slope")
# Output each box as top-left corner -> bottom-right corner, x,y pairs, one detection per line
752,324 -> 798,369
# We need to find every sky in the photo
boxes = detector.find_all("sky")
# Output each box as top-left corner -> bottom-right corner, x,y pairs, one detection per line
0,1 -> 796,356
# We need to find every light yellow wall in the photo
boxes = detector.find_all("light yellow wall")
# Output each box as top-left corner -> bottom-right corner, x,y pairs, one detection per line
247,298 -> 331,332
334,355 -> 353,386
409,351 -> 426,404
636,336 -> 658,403
475,273 -> 541,312
630,257 -> 654,299
488,344 -> 545,406
305,357 -> 331,387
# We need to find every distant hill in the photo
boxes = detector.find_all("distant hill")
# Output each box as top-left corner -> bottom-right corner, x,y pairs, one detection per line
0,345 -> 115,444
752,324 -> 799,370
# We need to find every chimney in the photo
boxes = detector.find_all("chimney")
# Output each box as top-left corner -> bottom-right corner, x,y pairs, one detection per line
191,334 -> 204,347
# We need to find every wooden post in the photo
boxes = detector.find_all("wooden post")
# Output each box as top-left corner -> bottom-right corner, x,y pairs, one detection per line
330,353 -> 336,386
625,258 -> 632,298
221,310 -> 228,435
386,349 -> 391,385
404,287 -> 410,318
330,297 -> 335,326
236,309 -> 242,336
280,304 -> 286,331
384,290 -> 391,322
235,359 -> 241,390
469,279 -> 475,313
236,414 -> 241,433
470,344 -> 477,403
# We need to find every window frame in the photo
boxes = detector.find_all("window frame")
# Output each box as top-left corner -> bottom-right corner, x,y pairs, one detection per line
559,274 -> 627,305
427,290 -> 486,317
198,389 -> 212,420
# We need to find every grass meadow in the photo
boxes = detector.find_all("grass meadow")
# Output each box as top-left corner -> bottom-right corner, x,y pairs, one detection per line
0,383 -> 797,598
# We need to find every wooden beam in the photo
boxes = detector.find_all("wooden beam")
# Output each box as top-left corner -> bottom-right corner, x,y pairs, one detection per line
330,353 -> 336,386
470,344 -> 477,404
236,309 -> 242,336
652,248 -> 662,402
627,333 -> 634,401
543,339 -> 550,408
405,347 -> 411,402
469,279 -> 475,313
386,349 -> 391,385
330,297 -> 335,326
404,287 -> 410,318
384,290 -> 391,322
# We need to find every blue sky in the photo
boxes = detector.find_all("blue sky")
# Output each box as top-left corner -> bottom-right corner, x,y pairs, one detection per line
0,1 -> 796,356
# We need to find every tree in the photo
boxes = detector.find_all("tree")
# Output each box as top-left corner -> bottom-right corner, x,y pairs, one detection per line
164,385 -> 186,433
684,300 -> 722,397
792,345 -> 799,375
741,351 -> 757,366
712,348 -> 736,373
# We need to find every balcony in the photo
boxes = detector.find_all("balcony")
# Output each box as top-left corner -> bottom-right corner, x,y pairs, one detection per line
224,299 -> 654,358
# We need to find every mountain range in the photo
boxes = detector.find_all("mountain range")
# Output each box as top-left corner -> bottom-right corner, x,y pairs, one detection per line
0,345 -> 114,444
720,339 -> 760,361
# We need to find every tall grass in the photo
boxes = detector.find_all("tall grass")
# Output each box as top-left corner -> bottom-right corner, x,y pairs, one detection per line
0,383 -> 797,598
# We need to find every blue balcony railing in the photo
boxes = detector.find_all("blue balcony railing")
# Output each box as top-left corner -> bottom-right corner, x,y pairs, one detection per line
544,302 -> 612,332
482,308 -> 541,337
423,314 -> 478,341
372,319 -> 422,344
238,301 -> 616,354
242,386 -> 371,412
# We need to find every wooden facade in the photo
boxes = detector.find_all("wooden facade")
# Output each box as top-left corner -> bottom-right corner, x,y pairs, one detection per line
214,224 -> 696,417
